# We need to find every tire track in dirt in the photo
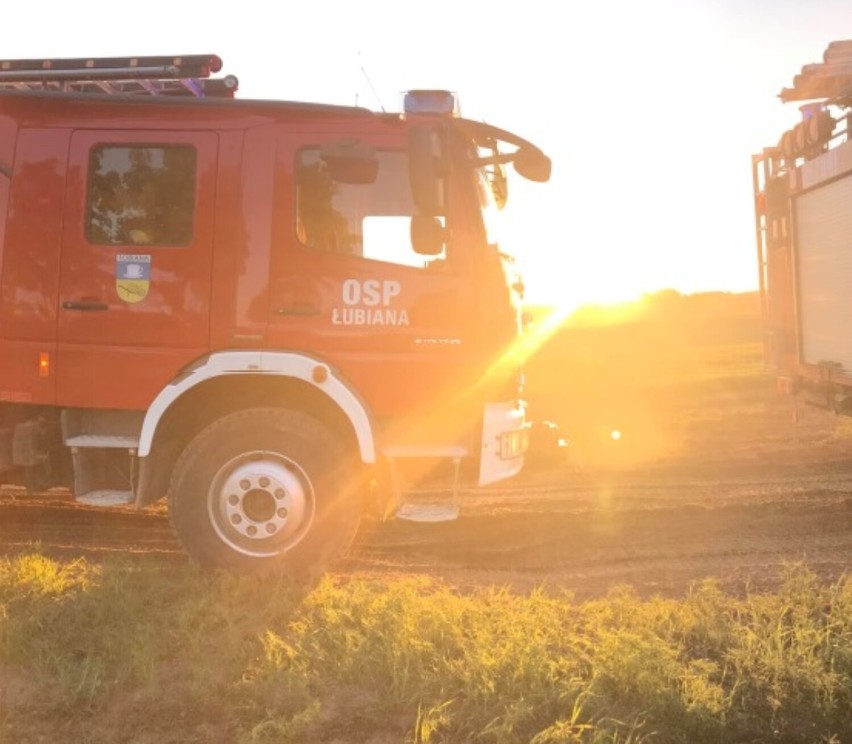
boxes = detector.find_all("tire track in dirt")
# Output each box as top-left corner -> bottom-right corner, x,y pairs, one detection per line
344,495 -> 852,597
0,497 -> 181,562
1,472 -> 851,598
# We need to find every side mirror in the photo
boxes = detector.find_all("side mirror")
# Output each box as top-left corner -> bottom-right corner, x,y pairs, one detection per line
411,215 -> 445,256
320,139 -> 378,184
408,125 -> 445,215
513,146 -> 552,183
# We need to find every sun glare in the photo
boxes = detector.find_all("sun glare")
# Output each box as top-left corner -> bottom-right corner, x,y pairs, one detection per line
528,295 -> 650,330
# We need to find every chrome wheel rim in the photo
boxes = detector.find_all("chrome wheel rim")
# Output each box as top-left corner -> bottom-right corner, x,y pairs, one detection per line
207,451 -> 314,557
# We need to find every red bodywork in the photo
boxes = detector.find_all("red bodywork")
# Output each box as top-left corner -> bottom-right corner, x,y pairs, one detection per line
0,92 -> 521,443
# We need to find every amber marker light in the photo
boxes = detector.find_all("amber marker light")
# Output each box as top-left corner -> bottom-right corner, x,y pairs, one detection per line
38,352 -> 50,378
312,365 -> 329,384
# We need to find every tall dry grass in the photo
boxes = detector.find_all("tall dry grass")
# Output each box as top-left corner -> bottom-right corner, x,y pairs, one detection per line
1,552 -> 850,743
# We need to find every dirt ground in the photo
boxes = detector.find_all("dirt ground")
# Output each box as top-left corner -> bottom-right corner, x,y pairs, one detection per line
2,368 -> 851,600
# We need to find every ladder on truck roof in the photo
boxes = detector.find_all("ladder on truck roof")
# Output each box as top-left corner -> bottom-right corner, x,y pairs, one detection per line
0,54 -> 238,98
780,40 -> 852,104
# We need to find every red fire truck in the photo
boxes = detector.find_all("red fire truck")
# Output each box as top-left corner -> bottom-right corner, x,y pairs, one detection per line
753,41 -> 852,417
0,54 -> 550,574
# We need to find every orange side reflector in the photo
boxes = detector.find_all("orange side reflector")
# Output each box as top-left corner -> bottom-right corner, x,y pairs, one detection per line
312,365 -> 328,384
776,376 -> 795,395
38,352 -> 50,378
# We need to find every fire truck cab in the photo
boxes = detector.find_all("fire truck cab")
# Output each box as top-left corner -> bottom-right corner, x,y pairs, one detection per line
0,55 -> 551,574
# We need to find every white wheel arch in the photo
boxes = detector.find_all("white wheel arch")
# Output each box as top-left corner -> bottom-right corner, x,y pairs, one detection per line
138,351 -> 376,462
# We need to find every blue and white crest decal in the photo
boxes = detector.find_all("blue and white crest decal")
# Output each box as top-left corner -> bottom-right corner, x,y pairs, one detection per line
116,254 -> 151,303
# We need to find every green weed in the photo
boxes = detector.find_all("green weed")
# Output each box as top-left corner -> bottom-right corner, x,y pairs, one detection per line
1,554 -> 851,743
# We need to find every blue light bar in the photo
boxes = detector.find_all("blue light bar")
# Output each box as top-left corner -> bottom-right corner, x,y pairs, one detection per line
403,90 -> 459,116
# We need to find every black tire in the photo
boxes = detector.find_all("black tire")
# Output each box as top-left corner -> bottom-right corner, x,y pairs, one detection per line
167,408 -> 361,576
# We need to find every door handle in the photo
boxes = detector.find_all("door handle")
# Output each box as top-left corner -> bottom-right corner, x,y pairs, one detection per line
275,304 -> 320,316
63,300 -> 108,312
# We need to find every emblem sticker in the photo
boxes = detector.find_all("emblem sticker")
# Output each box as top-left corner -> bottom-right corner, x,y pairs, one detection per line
116,254 -> 151,304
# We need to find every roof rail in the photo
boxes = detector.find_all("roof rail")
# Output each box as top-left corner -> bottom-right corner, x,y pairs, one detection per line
0,54 -> 238,98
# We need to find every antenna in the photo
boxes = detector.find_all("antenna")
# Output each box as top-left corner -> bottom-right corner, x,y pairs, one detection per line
358,52 -> 385,113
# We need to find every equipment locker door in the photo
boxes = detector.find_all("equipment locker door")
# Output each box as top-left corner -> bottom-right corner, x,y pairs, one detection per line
57,130 -> 218,409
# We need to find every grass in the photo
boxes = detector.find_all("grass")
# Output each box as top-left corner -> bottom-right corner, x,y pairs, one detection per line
2,552 -> 852,743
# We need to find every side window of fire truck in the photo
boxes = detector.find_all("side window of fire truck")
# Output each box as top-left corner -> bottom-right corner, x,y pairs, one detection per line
295,148 -> 445,268
86,145 -> 197,246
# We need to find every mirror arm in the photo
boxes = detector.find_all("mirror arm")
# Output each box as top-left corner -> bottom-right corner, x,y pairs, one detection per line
452,118 -> 543,156
471,152 -> 515,167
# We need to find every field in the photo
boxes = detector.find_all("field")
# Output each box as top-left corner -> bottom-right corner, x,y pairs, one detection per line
2,291 -> 852,742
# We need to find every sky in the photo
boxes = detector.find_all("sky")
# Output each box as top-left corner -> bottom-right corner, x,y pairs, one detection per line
6,0 -> 852,310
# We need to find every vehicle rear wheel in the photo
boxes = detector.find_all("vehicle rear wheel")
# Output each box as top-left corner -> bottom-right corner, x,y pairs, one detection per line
168,408 -> 360,576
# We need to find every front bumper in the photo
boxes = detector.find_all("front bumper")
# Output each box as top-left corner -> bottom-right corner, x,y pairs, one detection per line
478,401 -> 527,486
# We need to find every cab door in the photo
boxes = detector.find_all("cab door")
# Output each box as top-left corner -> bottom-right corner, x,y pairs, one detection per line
56,130 -> 218,409
267,129 -> 482,441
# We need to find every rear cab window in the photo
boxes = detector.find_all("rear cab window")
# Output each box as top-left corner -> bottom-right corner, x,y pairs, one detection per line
86,144 -> 197,246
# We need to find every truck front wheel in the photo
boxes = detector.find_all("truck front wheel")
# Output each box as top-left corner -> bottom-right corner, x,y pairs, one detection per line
168,408 -> 360,576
